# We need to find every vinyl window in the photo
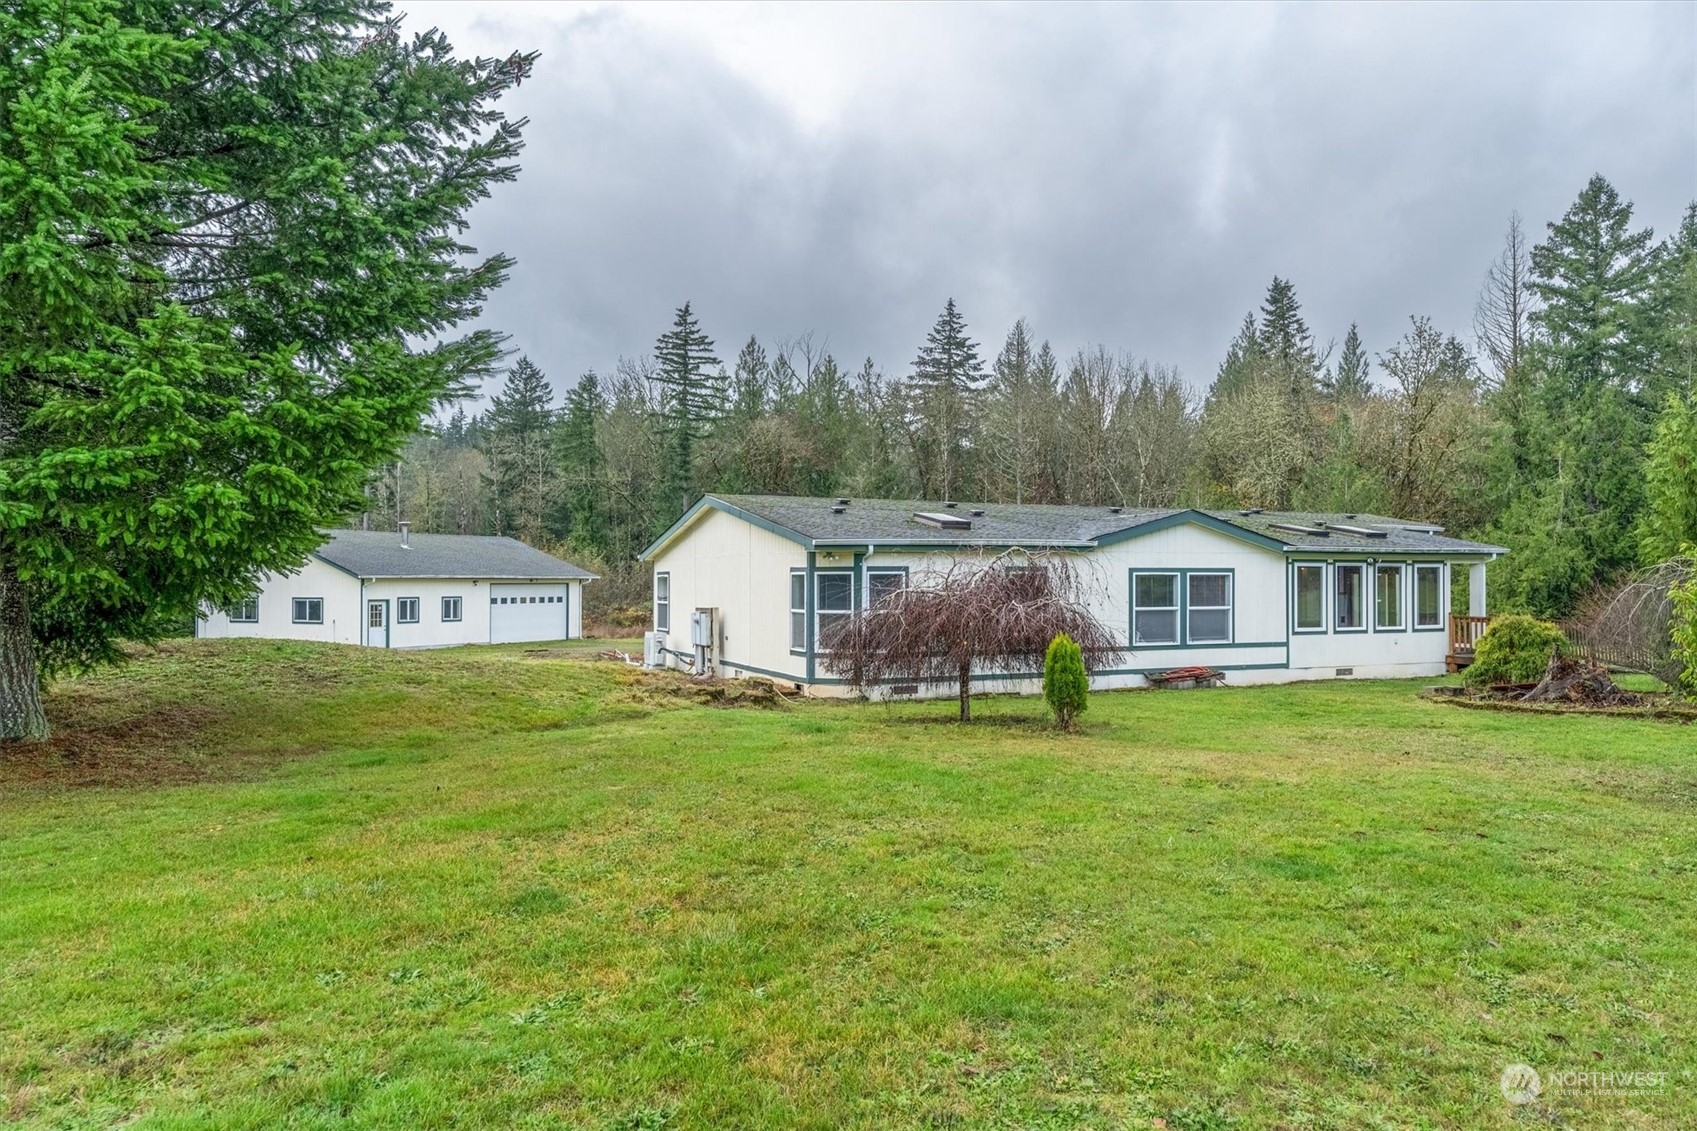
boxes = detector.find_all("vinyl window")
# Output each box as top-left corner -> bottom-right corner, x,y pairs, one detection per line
1293,564 -> 1325,631
1414,564 -> 1443,628
441,596 -> 462,622
866,569 -> 906,608
226,598 -> 259,623
1375,564 -> 1404,630
1132,572 -> 1179,645
1187,573 -> 1232,644
291,597 -> 323,625
397,597 -> 420,624
1334,565 -> 1365,630
815,572 -> 853,652
790,571 -> 807,651
654,572 -> 670,632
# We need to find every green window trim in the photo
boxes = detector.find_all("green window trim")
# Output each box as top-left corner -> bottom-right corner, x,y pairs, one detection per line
1413,563 -> 1445,630
1128,568 -> 1236,650
1291,562 -> 1326,634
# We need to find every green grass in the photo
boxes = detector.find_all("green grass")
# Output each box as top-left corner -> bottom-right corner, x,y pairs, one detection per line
2,640 -> 1693,1129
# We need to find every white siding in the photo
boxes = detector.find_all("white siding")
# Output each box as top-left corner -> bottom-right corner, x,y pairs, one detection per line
653,508 -> 1462,696
363,578 -> 492,648
649,507 -> 807,680
195,557 -> 361,644
198,568 -> 587,649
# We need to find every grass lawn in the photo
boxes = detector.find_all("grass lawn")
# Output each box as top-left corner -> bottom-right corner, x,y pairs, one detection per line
2,641 -> 1692,1129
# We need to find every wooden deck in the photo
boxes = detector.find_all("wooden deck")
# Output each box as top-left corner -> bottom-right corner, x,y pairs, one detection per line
1446,614 -> 1491,671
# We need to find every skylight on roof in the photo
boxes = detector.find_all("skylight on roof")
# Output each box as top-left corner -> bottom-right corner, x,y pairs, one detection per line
1270,522 -> 1329,537
1328,523 -> 1388,538
914,511 -> 972,530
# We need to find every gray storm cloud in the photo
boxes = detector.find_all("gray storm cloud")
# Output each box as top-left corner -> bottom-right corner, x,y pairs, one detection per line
409,1 -> 1697,399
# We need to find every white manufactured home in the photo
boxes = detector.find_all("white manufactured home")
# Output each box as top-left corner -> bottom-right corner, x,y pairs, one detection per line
638,495 -> 1506,695
196,526 -> 596,648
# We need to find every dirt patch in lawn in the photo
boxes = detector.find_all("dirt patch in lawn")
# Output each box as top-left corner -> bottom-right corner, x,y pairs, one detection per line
2,701 -> 233,790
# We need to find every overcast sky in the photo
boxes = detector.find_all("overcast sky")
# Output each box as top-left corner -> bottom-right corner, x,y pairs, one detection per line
403,0 -> 1697,402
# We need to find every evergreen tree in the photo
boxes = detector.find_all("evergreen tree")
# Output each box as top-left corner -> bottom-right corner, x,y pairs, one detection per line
1638,393 -> 1697,564
0,1 -> 529,739
1324,323 -> 1373,400
730,335 -> 771,420
1258,276 -> 1315,372
481,357 -> 557,543
909,299 -> 986,500
1493,175 -> 1660,611
984,319 -> 1057,503
1206,312 -> 1262,406
554,371 -> 607,546
653,302 -> 723,518
1647,203 -> 1697,403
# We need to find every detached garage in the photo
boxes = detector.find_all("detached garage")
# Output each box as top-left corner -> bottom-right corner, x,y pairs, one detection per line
197,524 -> 597,648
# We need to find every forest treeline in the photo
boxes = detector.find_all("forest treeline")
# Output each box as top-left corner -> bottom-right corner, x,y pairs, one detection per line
358,175 -> 1697,622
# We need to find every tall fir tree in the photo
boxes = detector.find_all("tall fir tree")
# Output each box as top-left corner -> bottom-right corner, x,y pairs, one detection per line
1206,312 -> 1262,406
984,319 -> 1057,503
1257,276 -> 1318,394
481,357 -> 557,543
557,370 -> 608,546
1492,175 -> 1661,613
1324,323 -> 1373,400
0,0 -> 529,738
653,302 -> 723,520
909,299 -> 986,500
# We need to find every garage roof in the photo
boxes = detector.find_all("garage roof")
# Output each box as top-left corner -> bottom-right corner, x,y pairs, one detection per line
315,530 -> 598,580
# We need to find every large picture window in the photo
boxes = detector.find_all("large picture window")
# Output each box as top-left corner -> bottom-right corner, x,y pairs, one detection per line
654,572 -> 670,632
1187,573 -> 1232,643
291,597 -> 323,625
1335,565 -> 1365,631
1132,572 -> 1179,645
815,573 -> 853,651
1293,564 -> 1325,632
1375,564 -> 1404,630
1414,564 -> 1443,629
790,571 -> 807,651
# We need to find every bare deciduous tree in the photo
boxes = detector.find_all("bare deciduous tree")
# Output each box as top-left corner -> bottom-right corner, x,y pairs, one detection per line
818,553 -> 1123,721
1474,212 -> 1536,385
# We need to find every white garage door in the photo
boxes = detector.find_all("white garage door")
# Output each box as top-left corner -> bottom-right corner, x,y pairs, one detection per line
489,583 -> 570,644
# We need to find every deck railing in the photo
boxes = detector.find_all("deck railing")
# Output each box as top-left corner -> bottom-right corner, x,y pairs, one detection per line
1449,614 -> 1491,656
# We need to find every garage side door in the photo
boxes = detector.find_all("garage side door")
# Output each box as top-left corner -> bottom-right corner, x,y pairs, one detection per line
489,583 -> 569,644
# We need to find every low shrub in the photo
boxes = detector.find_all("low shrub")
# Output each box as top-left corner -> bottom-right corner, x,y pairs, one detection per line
1463,614 -> 1571,687
1043,633 -> 1089,728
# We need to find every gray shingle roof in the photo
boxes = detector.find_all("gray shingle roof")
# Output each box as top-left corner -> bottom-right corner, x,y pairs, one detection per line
656,495 -> 1505,556
315,530 -> 597,580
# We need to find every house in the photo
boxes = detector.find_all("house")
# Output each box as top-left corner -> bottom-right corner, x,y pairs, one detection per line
637,494 -> 1506,694
196,524 -> 597,648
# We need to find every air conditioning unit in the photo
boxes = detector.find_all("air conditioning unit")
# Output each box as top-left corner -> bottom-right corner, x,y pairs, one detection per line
643,631 -> 667,668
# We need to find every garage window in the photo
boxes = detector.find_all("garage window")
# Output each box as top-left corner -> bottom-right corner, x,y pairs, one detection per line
226,598 -> 259,623
397,597 -> 419,624
292,597 -> 323,624
441,596 -> 462,622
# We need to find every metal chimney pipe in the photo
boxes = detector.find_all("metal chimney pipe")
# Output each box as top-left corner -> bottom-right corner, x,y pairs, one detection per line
398,521 -> 410,548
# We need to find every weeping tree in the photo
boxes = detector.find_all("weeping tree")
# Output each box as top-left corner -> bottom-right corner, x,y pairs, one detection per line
818,552 -> 1122,721
0,1 -> 532,740
1569,557 -> 1692,688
